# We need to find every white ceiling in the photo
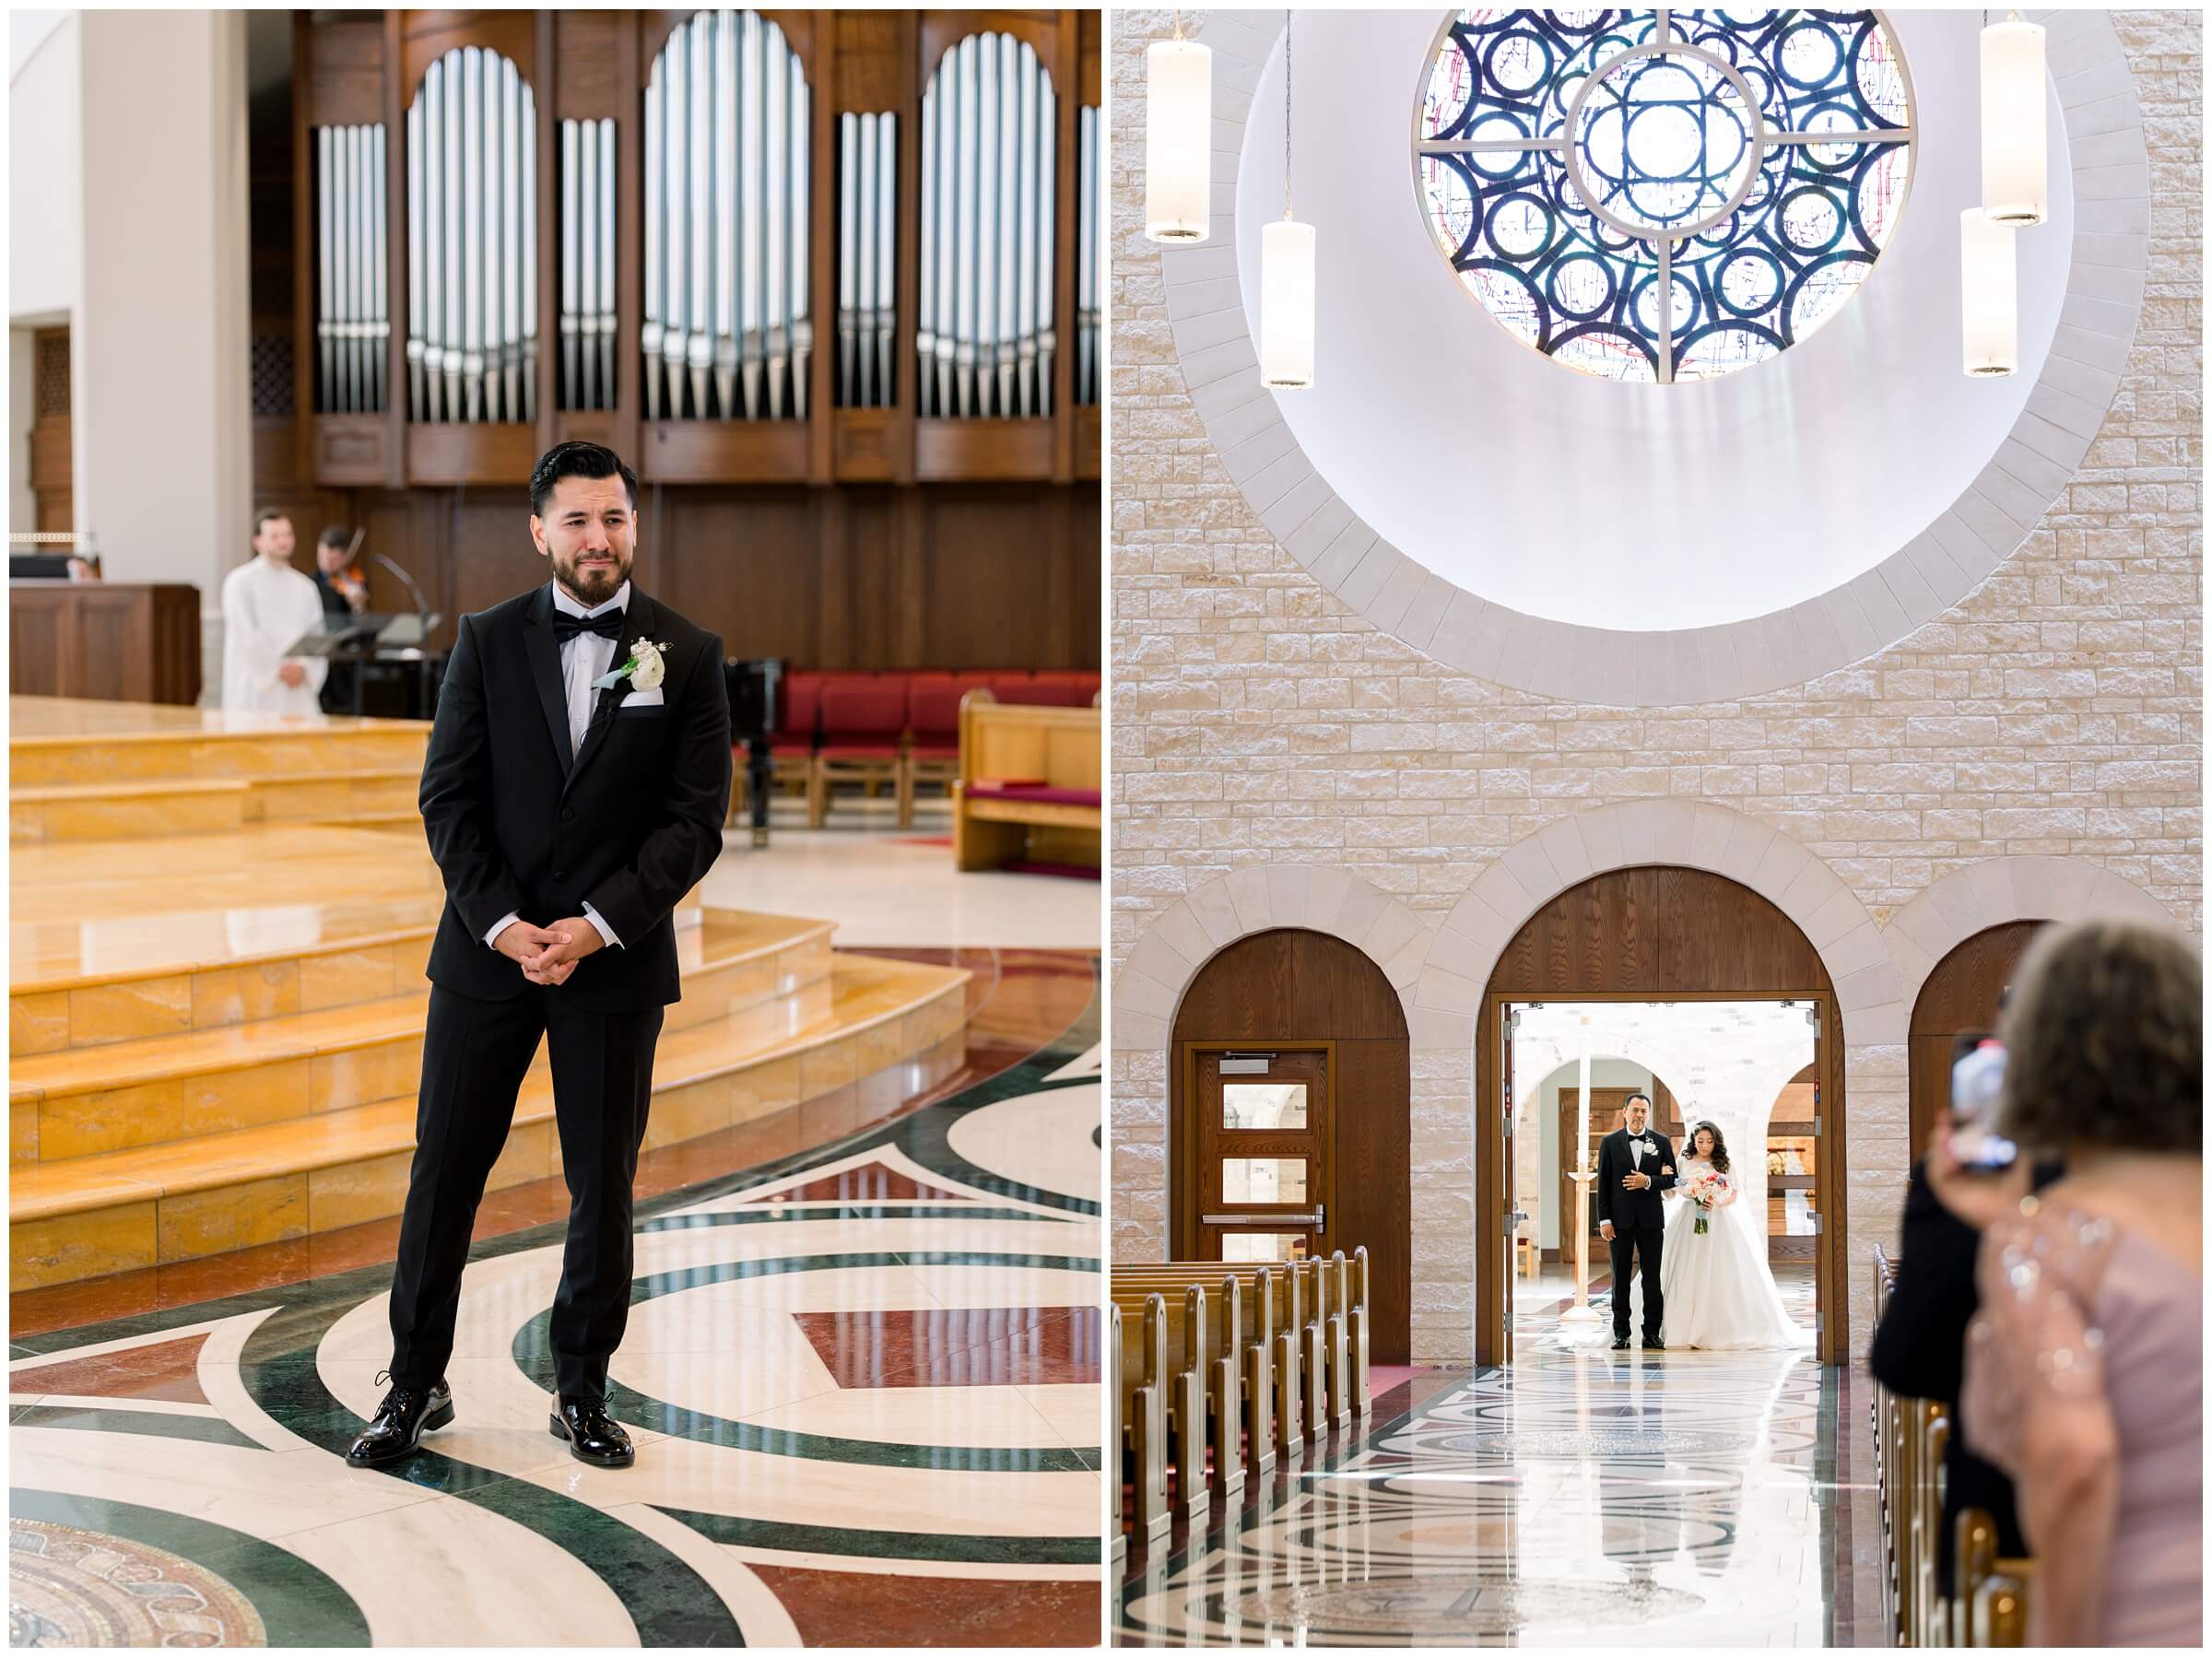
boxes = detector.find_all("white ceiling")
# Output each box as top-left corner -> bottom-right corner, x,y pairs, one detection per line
1234,9 -> 2076,633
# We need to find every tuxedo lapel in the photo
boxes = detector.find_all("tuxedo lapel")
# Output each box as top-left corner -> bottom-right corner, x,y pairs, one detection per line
564,589 -> 657,799
522,586 -> 574,770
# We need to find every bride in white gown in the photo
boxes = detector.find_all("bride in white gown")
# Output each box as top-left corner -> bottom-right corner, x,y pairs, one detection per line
1647,1121 -> 1813,1351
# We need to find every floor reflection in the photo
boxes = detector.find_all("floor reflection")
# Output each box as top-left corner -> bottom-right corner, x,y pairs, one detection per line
1119,1268 -> 1853,1647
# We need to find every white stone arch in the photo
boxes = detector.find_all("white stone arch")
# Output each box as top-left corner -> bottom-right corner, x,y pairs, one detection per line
1879,853 -> 2189,1014
1412,799 -> 1899,1049
1156,9 -> 2150,706
1404,798 -> 1891,1358
1112,864 -> 1431,1259
1112,864 -> 1430,1053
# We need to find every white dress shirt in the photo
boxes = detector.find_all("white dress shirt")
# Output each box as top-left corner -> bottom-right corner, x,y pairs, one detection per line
483,580 -> 629,956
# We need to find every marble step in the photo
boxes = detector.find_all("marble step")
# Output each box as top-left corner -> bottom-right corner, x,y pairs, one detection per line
12,911 -> 835,1161
10,702 -> 429,788
13,837 -> 708,1058
11,779 -> 249,844
11,769 -> 425,845
10,953 -> 971,1290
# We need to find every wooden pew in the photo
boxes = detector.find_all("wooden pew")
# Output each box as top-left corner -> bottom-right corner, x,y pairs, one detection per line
1954,1510 -> 2035,1647
1120,1292 -> 1171,1545
1108,1303 -> 1125,1565
1112,1264 -> 1278,1481
1110,1279 -> 1210,1525
1112,1245 -> 1374,1455
949,691 -> 1100,873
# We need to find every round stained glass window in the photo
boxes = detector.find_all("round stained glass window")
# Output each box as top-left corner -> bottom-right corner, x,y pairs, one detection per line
1415,9 -> 1916,382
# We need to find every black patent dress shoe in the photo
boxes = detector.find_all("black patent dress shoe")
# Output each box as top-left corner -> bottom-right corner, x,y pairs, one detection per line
345,1374 -> 454,1466
1645,1335 -> 1667,1350
549,1397 -> 634,1467
1610,1334 -> 1630,1350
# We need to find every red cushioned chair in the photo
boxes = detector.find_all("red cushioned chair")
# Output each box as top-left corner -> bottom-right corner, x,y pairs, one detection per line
811,674 -> 910,828
729,669 -> 825,826
900,672 -> 994,828
1014,672 -> 1100,709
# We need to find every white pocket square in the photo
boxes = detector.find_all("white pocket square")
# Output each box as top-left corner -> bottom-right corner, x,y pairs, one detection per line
622,687 -> 665,708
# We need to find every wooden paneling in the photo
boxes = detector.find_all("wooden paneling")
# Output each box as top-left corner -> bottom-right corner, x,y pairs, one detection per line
292,479 -> 1097,672
1907,921 -> 2044,1158
9,586 -> 202,705
1171,929 -> 1413,1364
1487,867 -> 1834,995
552,10 -> 619,117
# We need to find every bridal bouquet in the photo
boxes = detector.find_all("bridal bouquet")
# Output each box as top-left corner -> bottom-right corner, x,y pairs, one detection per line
1688,1170 -> 1730,1234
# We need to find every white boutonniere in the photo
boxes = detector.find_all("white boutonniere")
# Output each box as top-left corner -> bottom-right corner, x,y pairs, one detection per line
592,638 -> 670,693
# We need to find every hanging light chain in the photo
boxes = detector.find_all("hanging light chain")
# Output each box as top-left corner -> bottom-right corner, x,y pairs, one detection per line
1283,10 -> 1293,221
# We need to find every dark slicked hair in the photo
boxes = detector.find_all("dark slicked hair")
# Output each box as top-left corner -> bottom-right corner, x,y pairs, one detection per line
253,506 -> 291,534
318,524 -> 352,549
1995,920 -> 2200,1153
1624,1091 -> 1653,1111
529,441 -> 638,519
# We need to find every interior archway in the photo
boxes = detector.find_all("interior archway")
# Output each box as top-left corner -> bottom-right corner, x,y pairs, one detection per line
1907,920 -> 2047,1157
1171,927 -> 1414,1362
1476,866 -> 1846,1364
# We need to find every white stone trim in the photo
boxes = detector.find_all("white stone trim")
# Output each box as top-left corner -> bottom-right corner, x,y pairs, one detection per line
1159,9 -> 2151,706
1112,863 -> 1426,1056
1881,854 -> 2186,1014
1415,799 -> 1893,1045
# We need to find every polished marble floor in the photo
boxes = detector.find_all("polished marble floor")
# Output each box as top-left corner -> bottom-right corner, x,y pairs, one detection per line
1117,1266 -> 1873,1647
11,952 -> 1104,1648
704,828 -> 1100,952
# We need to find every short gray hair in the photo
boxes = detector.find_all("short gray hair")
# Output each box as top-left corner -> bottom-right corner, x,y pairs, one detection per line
1994,920 -> 2200,1153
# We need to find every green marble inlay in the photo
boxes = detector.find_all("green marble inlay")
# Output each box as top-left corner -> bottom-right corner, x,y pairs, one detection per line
463,1479 -> 745,1647
10,1404 -> 265,1452
511,1249 -> 1101,1475
9,1487 -> 371,1647
658,1503 -> 1103,1568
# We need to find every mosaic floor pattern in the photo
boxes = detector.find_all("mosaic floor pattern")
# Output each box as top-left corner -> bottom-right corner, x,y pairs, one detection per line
11,954 -> 1104,1648
1119,1275 -> 1853,1647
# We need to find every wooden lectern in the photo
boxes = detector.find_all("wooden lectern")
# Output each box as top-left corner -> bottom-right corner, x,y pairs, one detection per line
9,582 -> 202,704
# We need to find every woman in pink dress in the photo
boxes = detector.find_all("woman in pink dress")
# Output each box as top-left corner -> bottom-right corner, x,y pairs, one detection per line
1947,920 -> 2201,1648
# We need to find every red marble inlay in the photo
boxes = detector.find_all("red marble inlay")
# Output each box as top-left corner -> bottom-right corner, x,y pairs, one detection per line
10,1332 -> 210,1404
762,1161 -> 970,1204
749,1565 -> 1100,1648
793,1306 -> 1100,1388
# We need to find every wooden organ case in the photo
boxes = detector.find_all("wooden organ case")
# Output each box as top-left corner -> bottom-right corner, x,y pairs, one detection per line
276,9 -> 1102,676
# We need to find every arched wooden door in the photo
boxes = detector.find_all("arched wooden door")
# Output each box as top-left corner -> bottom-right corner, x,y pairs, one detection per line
1908,922 -> 2046,1159
1476,867 -> 1847,1366
1171,928 -> 1413,1364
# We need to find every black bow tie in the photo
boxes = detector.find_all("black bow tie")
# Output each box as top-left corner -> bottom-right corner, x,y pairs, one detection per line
552,607 -> 625,643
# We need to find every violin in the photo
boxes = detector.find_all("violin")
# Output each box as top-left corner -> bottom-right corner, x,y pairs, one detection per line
329,527 -> 371,612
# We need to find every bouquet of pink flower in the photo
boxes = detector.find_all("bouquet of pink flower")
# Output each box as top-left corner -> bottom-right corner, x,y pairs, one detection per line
1688,1169 -> 1731,1234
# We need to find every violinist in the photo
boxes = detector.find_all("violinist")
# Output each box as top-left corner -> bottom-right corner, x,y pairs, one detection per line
312,525 -> 371,713
313,525 -> 371,618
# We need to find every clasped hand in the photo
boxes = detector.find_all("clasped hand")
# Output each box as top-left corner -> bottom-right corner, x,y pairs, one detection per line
493,918 -> 606,987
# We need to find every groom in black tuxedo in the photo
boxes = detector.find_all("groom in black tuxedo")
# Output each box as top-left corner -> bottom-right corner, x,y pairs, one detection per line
1595,1092 -> 1677,1350
347,441 -> 731,1470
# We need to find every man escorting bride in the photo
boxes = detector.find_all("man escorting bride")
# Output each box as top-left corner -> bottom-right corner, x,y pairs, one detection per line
1605,1103 -> 1813,1352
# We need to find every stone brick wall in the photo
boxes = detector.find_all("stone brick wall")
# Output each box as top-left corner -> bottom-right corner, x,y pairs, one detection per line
1109,9 -> 2202,1364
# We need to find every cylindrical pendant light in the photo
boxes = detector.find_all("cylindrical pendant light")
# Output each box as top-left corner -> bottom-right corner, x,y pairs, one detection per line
1145,14 -> 1210,243
1981,12 -> 2046,226
1960,207 -> 2017,378
1259,12 -> 1315,389
1261,219 -> 1316,388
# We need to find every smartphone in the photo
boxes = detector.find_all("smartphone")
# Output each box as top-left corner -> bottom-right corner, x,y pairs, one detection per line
1948,1039 -> 2018,1172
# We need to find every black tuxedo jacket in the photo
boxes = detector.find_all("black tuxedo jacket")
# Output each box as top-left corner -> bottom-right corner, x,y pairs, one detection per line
418,582 -> 731,1012
1594,1126 -> 1677,1231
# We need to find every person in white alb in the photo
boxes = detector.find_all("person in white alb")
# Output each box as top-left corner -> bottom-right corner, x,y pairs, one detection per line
219,510 -> 329,714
